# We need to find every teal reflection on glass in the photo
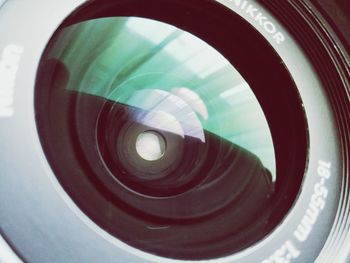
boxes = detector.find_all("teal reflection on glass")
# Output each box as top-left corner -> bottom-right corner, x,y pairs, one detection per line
48,17 -> 276,179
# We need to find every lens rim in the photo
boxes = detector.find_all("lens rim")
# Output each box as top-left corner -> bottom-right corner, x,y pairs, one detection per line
260,1 -> 350,261
34,0 -> 308,259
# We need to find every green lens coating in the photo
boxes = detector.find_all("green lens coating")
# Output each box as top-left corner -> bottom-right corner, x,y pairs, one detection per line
49,16 -> 276,178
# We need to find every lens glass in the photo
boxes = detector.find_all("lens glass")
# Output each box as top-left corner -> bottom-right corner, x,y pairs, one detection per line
35,10 -> 306,259
50,17 -> 276,179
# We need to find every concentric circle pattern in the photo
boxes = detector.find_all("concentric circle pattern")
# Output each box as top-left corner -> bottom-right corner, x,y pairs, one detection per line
263,1 -> 350,261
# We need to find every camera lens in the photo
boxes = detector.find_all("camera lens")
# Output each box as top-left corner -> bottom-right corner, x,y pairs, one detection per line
35,1 -> 307,260
1,0 -> 348,262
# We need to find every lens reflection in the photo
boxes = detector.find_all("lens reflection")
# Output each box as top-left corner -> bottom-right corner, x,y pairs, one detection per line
49,16 -> 276,178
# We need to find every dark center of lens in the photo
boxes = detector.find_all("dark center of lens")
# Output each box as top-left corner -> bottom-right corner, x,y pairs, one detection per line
135,130 -> 166,161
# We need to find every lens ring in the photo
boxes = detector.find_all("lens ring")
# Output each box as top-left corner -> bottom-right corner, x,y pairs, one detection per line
34,0 -> 308,260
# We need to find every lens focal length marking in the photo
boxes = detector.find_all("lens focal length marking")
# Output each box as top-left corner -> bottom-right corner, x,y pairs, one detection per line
262,160 -> 332,263
294,160 -> 331,242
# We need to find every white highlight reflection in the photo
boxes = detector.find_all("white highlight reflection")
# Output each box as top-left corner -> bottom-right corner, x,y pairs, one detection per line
126,17 -> 176,44
126,89 -> 206,142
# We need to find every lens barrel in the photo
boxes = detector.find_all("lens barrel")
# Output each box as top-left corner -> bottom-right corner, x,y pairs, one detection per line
0,0 -> 349,262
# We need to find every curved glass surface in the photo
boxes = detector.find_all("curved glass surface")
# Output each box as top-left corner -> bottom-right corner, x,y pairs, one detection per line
48,17 -> 276,178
